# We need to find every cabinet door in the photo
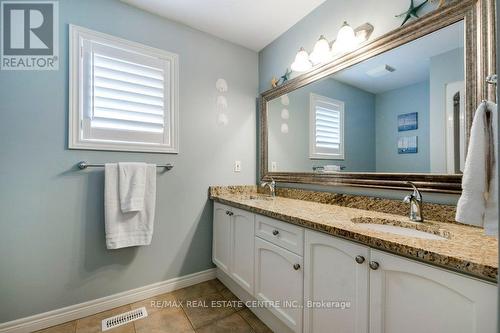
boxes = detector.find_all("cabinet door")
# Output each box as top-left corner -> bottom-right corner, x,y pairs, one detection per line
304,230 -> 369,333
255,237 -> 303,333
370,250 -> 497,333
212,203 -> 231,274
230,207 -> 255,295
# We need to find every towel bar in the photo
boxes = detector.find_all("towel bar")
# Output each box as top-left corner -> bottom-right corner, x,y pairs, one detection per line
77,161 -> 173,170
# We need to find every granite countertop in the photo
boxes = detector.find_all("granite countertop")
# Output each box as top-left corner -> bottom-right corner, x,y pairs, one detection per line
209,186 -> 498,282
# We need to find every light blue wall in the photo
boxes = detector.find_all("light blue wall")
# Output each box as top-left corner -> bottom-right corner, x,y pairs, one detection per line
375,81 -> 430,172
0,0 -> 258,322
268,78 -> 375,172
429,47 -> 464,172
258,0 -> 457,204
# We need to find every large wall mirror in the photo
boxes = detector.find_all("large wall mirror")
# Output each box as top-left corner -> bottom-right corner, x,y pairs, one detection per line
260,0 -> 496,193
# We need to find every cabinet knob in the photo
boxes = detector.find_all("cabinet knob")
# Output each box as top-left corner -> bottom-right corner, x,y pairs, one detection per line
369,261 -> 380,270
355,255 -> 365,264
227,211 -> 234,216
293,263 -> 301,270
272,230 -> 279,236
225,211 -> 229,215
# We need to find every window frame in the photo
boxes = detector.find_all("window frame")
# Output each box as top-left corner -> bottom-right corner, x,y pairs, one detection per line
69,25 -> 179,153
309,93 -> 345,160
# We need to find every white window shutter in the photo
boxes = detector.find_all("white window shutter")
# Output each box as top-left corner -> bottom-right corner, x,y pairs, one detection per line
309,93 -> 345,159
69,25 -> 179,153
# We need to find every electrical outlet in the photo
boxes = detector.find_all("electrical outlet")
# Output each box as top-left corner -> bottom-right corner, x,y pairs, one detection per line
233,161 -> 241,172
271,162 -> 278,171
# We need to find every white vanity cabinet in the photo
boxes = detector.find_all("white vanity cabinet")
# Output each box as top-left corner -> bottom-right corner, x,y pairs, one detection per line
213,202 -> 497,333
255,236 -> 304,333
369,249 -> 497,333
212,202 -> 255,294
303,230 -> 369,333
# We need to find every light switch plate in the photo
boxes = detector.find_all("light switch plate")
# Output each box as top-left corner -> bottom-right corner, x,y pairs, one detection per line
234,161 -> 241,172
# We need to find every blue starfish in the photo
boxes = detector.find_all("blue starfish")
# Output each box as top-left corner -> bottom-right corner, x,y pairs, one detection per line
396,0 -> 429,26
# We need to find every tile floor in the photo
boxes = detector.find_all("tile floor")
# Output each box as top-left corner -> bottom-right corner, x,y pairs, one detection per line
35,279 -> 272,333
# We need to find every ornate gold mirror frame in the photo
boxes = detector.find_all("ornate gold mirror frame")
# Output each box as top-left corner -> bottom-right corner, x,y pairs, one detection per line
259,0 -> 496,194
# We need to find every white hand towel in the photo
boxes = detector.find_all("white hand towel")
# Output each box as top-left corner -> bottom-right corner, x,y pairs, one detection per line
484,102 -> 498,236
118,162 -> 147,212
105,163 -> 157,249
456,101 -> 498,236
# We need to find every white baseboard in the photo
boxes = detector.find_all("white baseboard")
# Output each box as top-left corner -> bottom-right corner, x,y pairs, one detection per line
216,269 -> 293,333
0,268 -> 216,333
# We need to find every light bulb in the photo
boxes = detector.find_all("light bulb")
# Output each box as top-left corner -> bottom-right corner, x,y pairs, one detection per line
290,47 -> 312,72
309,35 -> 331,65
335,21 -> 357,53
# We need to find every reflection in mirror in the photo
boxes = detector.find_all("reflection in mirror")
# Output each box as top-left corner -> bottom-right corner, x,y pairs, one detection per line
268,21 -> 464,175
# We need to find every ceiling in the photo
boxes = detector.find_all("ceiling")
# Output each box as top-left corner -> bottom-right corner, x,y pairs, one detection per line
332,21 -> 465,94
121,0 -> 327,51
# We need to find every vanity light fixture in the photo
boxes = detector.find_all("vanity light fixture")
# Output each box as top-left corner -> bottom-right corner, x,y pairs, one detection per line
290,22 -> 374,73
291,47 -> 312,72
332,21 -> 357,55
309,35 -> 332,65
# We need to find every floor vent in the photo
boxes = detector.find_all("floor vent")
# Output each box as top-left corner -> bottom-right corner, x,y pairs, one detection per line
101,307 -> 148,331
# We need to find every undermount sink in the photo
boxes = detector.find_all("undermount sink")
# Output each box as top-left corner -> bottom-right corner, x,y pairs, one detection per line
247,194 -> 274,201
352,217 -> 451,240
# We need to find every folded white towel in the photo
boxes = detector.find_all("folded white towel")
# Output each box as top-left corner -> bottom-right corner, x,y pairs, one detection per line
118,162 -> 147,213
456,101 -> 498,236
105,163 -> 157,249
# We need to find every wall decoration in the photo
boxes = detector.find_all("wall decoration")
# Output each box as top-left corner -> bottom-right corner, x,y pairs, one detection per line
271,77 -> 279,88
281,94 -> 290,106
398,112 -> 418,131
270,69 -> 292,88
215,78 -> 228,92
396,0 -> 429,26
398,136 -> 418,154
280,123 -> 289,134
215,78 -> 228,126
281,108 -> 290,120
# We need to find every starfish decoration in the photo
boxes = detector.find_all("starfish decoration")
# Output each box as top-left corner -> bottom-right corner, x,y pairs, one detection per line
396,0 -> 429,26
271,77 -> 279,88
279,68 -> 292,84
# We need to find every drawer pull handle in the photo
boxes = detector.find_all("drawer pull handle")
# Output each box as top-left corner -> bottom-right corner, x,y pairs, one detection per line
272,230 -> 279,236
355,255 -> 365,264
227,211 -> 234,216
293,263 -> 301,270
369,261 -> 380,270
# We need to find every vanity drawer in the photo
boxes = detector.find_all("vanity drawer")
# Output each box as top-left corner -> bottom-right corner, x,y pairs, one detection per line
255,214 -> 304,255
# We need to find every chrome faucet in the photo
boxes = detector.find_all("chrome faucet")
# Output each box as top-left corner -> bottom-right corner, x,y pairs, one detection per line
261,178 -> 276,198
403,182 -> 424,222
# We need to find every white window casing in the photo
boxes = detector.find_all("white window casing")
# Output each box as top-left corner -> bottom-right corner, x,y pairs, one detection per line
309,93 -> 345,160
69,25 -> 179,153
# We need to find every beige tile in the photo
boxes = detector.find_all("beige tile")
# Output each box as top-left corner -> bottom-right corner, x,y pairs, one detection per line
208,279 -> 226,292
76,305 -> 134,333
134,306 -> 194,333
35,321 -> 76,333
182,293 -> 235,329
131,292 -> 177,315
220,288 -> 245,311
239,308 -> 273,333
172,281 -> 220,301
196,313 -> 253,333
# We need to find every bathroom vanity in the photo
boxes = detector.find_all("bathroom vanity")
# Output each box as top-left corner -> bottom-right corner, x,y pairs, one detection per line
210,186 -> 497,333
211,1 -> 498,332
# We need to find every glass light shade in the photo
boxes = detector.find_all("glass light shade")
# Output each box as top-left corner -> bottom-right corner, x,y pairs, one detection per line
335,21 -> 357,53
309,35 -> 331,65
291,47 -> 312,72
